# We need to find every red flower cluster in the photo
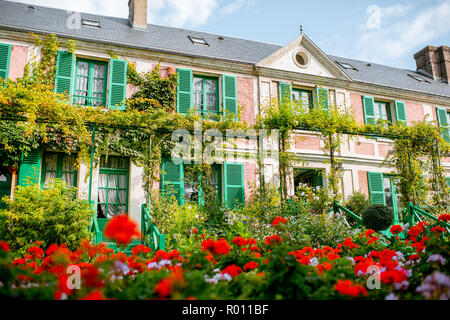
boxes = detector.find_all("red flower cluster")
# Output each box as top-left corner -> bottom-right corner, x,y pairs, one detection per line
334,280 -> 368,298
343,238 -> 360,250
272,216 -> 288,226
265,235 -> 283,246
155,271 -> 184,298
390,225 -> 403,234
408,221 -> 427,242
104,214 -> 141,245
430,226 -> 446,234
221,264 -> 242,277
243,261 -> 259,271
438,214 -> 450,222
0,240 -> 10,252
201,239 -> 231,256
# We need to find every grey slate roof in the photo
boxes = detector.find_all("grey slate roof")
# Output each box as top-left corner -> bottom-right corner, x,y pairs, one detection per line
0,0 -> 449,98
329,55 -> 450,98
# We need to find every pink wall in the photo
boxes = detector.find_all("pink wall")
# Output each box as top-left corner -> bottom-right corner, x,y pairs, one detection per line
355,142 -> 375,156
237,77 -> 255,125
8,45 -> 28,81
378,143 -> 393,158
358,171 -> 369,196
244,162 -> 257,202
405,101 -> 424,125
294,135 -> 321,150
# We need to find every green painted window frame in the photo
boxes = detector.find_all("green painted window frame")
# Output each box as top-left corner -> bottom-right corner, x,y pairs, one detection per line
73,58 -> 108,107
382,174 -> 402,223
193,75 -> 220,120
292,88 -> 313,111
183,163 -> 222,206
374,101 -> 392,123
97,156 -> 130,218
40,152 -> 78,187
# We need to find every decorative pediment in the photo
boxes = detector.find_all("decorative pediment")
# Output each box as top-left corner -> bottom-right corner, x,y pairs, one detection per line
256,34 -> 351,80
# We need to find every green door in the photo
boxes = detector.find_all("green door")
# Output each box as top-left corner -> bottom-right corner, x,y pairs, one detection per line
0,168 -> 12,209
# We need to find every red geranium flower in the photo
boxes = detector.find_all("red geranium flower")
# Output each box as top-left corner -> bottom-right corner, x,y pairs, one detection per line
335,279 -> 368,298
232,236 -> 248,247
221,264 -> 242,277
201,239 -> 231,256
431,226 -> 446,234
104,214 -> 141,246
390,225 -> 403,234
132,244 -> 151,256
0,240 -> 10,252
265,235 -> 283,246
79,291 -> 106,300
343,238 -> 360,249
243,261 -> 259,271
438,214 -> 450,222
272,216 -> 288,226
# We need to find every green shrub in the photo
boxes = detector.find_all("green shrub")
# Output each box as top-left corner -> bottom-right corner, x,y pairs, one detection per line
361,204 -> 394,231
344,192 -> 370,216
0,180 -> 91,255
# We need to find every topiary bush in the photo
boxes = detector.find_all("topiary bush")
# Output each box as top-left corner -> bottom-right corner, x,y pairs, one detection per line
0,180 -> 92,256
361,204 -> 394,231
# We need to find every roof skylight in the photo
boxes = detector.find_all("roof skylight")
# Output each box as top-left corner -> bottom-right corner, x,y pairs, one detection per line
336,61 -> 358,71
188,35 -> 208,46
82,19 -> 101,28
408,74 -> 430,83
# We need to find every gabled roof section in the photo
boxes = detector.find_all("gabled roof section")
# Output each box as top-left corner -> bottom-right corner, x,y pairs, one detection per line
256,34 -> 352,81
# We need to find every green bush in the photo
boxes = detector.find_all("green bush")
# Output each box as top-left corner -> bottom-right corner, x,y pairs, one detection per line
0,180 -> 91,255
361,204 -> 394,231
344,192 -> 370,216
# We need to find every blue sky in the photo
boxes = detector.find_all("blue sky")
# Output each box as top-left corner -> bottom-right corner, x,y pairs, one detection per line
9,0 -> 450,70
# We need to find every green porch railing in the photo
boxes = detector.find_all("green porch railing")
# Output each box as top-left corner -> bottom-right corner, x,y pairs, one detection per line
89,200 -> 102,245
141,204 -> 166,252
406,202 -> 450,236
333,201 -> 364,228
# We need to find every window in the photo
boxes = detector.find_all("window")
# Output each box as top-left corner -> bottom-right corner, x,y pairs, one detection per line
73,58 -> 108,107
184,164 -> 221,204
368,172 -> 402,223
188,36 -> 208,46
292,88 -> 313,112
294,169 -> 323,192
293,51 -> 309,68
82,19 -> 101,28
162,160 -> 242,208
336,61 -> 358,71
41,152 -> 77,187
408,74 -> 430,83
0,167 -> 12,209
374,101 -> 392,123
97,156 -> 129,219
383,176 -> 403,220
193,75 -> 219,120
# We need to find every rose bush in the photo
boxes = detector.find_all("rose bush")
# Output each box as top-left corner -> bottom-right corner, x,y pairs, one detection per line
0,214 -> 448,300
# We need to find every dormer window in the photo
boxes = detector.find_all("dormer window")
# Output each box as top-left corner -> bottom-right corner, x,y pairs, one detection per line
82,19 -> 101,29
293,51 -> 309,68
336,61 -> 358,71
188,36 -> 208,46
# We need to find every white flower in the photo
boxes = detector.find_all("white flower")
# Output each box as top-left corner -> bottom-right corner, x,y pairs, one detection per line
385,293 -> 399,300
309,257 -> 319,266
427,254 -> 446,265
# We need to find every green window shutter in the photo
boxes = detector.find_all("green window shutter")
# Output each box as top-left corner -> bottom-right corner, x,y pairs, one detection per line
316,87 -> 329,110
223,74 -> 238,115
108,59 -> 128,110
436,107 -> 450,142
55,51 -> 75,96
224,163 -> 244,209
362,96 -> 376,124
447,177 -> 450,188
161,159 -> 184,205
0,43 -> 12,80
367,172 -> 386,205
394,100 -> 407,125
177,68 -> 193,114
18,148 -> 42,186
278,81 -> 292,104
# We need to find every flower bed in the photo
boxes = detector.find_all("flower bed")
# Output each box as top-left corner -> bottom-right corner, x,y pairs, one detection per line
0,215 -> 448,300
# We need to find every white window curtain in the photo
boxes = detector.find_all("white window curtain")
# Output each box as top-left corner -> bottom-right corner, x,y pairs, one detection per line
44,153 -> 58,186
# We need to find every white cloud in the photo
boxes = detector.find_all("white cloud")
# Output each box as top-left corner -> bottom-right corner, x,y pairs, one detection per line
222,0 -> 252,15
357,1 -> 450,63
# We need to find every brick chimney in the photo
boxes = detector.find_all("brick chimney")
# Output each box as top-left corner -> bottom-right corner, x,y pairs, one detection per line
128,0 -> 148,30
414,45 -> 450,83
